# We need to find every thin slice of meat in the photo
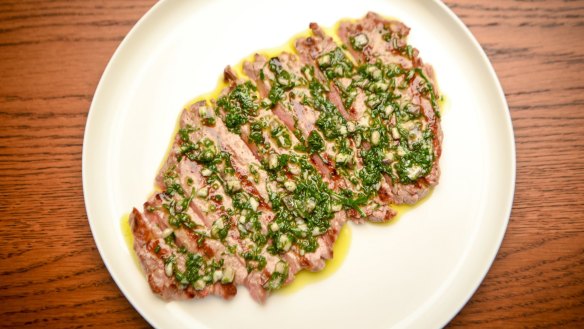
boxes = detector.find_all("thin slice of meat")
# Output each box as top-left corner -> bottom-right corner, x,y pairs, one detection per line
130,208 -> 238,300
337,12 -> 443,204
243,55 -> 339,187
150,111 -> 286,301
295,23 -> 353,120
338,12 -> 413,67
242,53 -> 395,223
186,103 -> 298,302
213,70 -> 349,275
182,99 -> 343,301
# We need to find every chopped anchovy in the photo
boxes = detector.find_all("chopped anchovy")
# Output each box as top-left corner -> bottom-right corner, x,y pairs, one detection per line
371,130 -> 381,145
288,163 -> 301,175
347,121 -> 356,132
318,54 -> 331,67
213,270 -> 223,283
268,154 -> 278,169
312,227 -> 322,236
278,235 -> 292,251
274,261 -> 287,274
196,187 -> 208,198
270,222 -> 279,232
284,181 -> 297,192
391,127 -> 400,140
162,228 -> 173,238
194,279 -> 206,291
222,267 -> 235,284
335,153 -> 350,164
351,33 -> 369,50
164,262 -> 173,277
249,197 -> 259,211
306,198 -> 316,213
226,176 -> 241,192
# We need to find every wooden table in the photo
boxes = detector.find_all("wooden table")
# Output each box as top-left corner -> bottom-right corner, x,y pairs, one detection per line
1,0 -> 582,327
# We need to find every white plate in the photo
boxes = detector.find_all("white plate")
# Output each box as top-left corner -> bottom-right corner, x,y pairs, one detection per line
83,0 -> 515,328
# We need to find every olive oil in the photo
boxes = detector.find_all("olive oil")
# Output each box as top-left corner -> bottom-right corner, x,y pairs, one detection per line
278,223 -> 352,294
121,213 -> 141,267
371,187 -> 435,227
185,29 -> 306,108
278,188 -> 434,294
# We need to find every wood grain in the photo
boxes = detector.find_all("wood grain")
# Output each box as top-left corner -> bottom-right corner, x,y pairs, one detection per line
0,0 -> 582,328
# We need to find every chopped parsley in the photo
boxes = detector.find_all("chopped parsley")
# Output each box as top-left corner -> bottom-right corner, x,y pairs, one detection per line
217,81 -> 259,133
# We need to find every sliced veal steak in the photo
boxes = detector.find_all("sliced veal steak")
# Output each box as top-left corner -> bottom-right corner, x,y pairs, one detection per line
130,12 -> 442,304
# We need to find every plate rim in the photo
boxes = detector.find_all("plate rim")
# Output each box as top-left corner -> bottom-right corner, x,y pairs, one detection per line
428,0 -> 516,326
82,0 -> 516,328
